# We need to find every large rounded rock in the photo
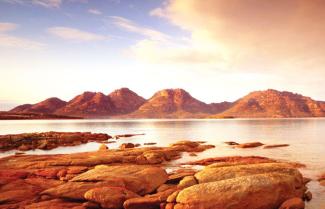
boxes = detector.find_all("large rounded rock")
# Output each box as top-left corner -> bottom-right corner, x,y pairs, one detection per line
236,142 -> 264,148
195,163 -> 301,183
41,180 -> 125,200
174,173 -> 305,209
84,186 -> 139,209
71,165 -> 168,195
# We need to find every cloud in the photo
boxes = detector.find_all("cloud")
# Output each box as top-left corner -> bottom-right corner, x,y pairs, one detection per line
3,0 -> 86,8
88,8 -> 102,15
48,27 -> 107,42
32,0 -> 62,8
145,0 -> 325,72
0,22 -> 18,32
130,39 -> 225,66
0,34 -> 45,50
0,22 -> 45,50
110,16 -> 169,42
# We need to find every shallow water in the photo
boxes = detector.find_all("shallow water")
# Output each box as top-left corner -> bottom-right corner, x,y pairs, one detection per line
0,118 -> 324,208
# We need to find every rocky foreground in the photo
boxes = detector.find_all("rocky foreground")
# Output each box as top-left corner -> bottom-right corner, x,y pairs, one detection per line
0,139 -> 312,209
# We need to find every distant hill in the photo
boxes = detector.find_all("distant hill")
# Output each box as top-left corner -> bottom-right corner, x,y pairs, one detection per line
9,88 -> 325,118
108,88 -> 146,114
10,98 -> 66,114
128,89 -> 229,118
212,89 -> 325,118
55,92 -> 115,117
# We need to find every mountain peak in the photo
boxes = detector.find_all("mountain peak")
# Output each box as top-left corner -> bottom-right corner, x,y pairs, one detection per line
108,88 -> 146,114
216,89 -> 325,118
10,97 -> 66,114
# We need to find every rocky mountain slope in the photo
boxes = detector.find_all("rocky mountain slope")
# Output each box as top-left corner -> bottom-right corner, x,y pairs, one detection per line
10,98 -> 67,114
108,88 -> 146,114
9,88 -> 325,118
213,89 -> 325,118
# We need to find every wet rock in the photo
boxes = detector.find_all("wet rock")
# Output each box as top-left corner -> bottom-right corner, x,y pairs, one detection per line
304,191 -> 312,201
174,173 -> 305,209
84,186 -> 139,209
144,142 -> 157,146
224,141 -> 239,145
170,141 -> 200,148
264,144 -> 290,149
189,153 -> 197,157
235,142 -> 264,148
120,143 -> 135,149
279,197 -> 305,209
0,131 -> 111,151
114,133 -> 145,139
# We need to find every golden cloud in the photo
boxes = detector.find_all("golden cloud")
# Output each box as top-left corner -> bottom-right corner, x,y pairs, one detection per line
142,0 -> 325,71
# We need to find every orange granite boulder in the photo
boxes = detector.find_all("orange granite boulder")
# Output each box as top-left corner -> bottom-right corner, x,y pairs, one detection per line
84,186 -> 140,209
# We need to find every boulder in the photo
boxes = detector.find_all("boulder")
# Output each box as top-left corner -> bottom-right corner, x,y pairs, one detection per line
178,176 -> 197,189
120,143 -> 135,149
123,188 -> 177,209
98,143 -> 108,151
174,173 -> 305,209
41,180 -> 125,200
263,144 -> 290,149
184,156 -> 275,166
304,191 -> 312,201
224,141 -> 239,145
235,142 -> 264,148
71,165 -> 168,195
195,163 -> 302,183
84,186 -> 139,209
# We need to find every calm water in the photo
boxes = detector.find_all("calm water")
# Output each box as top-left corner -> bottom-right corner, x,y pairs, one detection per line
0,118 -> 324,208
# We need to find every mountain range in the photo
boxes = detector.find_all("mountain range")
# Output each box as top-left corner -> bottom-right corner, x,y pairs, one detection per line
10,88 -> 325,118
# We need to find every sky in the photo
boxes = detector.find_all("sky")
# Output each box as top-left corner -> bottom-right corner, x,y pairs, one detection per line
1,0 -> 325,110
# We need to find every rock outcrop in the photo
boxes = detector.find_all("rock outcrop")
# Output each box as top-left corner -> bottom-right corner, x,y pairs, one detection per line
0,138 -> 310,209
0,131 -> 111,151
